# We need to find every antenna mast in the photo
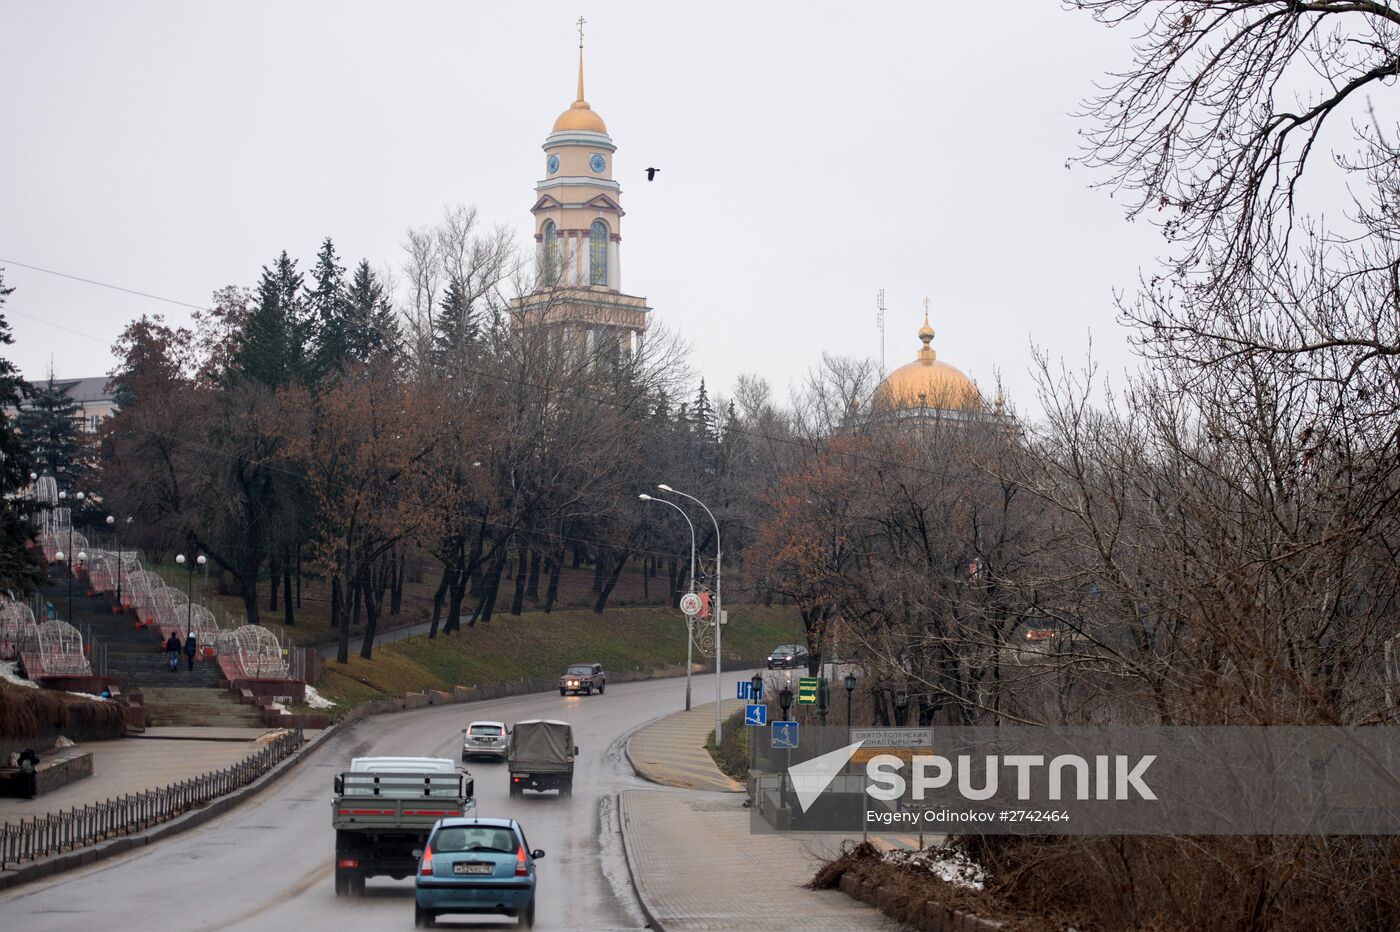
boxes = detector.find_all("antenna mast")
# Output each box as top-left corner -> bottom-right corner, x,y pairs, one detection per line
876,288 -> 887,373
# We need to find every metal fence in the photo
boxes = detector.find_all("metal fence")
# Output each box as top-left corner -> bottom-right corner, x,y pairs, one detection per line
0,726 -> 303,868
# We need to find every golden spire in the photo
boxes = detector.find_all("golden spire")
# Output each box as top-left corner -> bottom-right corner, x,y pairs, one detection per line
576,15 -> 586,102
917,297 -> 936,362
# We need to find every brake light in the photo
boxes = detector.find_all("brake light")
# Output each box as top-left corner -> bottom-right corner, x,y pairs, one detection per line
420,845 -> 433,876
515,846 -> 528,876
336,858 -> 359,869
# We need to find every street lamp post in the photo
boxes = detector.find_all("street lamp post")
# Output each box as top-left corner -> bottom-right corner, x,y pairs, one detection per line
778,684 -> 794,805
749,671 -> 764,783
639,493 -> 697,711
844,672 -> 857,743
57,491 -> 85,621
106,515 -> 132,614
175,553 -> 207,637
657,484 -> 723,742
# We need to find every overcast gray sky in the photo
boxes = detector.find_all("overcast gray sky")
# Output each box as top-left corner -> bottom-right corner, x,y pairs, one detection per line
1,1 -> 1166,410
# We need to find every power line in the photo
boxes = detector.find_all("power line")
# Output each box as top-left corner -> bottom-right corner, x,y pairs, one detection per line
0,258 -> 210,312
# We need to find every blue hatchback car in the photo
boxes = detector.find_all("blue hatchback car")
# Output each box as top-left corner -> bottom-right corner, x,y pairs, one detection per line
414,817 -> 543,928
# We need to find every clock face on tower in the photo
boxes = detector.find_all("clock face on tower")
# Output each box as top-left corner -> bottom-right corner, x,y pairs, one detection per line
547,155 -> 560,174
589,154 -> 606,173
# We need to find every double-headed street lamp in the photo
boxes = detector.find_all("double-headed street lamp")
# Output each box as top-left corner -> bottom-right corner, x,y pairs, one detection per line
640,493 -> 697,711
106,515 -> 132,613
57,490 -> 85,621
656,484 -> 724,742
175,553 -> 206,637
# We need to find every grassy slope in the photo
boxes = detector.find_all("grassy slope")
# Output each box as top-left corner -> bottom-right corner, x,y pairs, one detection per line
316,604 -> 804,707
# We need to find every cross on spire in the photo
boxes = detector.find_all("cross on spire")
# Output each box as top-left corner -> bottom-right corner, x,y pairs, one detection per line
577,15 -> 586,48
922,296 -> 930,321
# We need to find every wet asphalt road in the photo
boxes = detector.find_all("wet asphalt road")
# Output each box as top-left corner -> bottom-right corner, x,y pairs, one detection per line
1,672 -> 751,931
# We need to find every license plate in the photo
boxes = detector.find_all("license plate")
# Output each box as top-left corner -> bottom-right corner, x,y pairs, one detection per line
454,862 -> 493,875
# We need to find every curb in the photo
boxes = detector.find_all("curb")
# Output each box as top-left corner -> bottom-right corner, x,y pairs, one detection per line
615,791 -> 668,932
0,725 -> 338,892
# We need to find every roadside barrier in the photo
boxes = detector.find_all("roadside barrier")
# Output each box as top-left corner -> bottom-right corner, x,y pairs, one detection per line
0,726 -> 303,868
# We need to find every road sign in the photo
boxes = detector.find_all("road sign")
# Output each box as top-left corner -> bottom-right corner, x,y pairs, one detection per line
771,721 -> 799,749
798,677 -> 819,704
737,680 -> 764,701
679,592 -> 702,616
848,727 -> 933,764
744,703 -> 767,726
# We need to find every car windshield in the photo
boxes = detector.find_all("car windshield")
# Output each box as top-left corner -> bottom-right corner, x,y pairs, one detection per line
566,665 -> 593,675
774,647 -> 794,655
469,725 -> 503,736
432,826 -> 517,854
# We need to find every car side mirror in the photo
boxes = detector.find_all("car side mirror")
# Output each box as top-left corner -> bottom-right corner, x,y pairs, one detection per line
462,727 -> 468,733
531,849 -> 545,860
333,775 -> 344,794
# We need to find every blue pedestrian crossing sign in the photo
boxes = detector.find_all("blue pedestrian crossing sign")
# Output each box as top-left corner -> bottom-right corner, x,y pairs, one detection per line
737,680 -> 764,701
771,721 -> 799,749
744,703 -> 767,726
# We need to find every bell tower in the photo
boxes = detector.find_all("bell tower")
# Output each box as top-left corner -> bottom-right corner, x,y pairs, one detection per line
510,20 -> 650,358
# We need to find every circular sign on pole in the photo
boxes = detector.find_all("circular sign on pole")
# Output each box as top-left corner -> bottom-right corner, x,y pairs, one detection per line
679,592 -> 702,616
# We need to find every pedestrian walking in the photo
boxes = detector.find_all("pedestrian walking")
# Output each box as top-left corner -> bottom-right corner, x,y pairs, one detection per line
165,631 -> 181,672
44,601 -> 56,622
184,631 -> 197,671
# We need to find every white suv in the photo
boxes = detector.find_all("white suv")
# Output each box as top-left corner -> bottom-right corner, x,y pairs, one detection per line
462,721 -> 510,761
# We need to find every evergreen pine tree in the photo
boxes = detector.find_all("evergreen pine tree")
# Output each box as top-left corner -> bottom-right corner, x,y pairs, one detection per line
432,276 -> 478,366
344,260 -> 400,361
0,270 -> 47,589
306,237 -> 349,377
232,251 -> 305,387
18,372 -> 85,486
692,379 -> 715,441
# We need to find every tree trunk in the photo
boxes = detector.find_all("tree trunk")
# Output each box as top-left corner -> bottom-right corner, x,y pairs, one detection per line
593,549 -> 630,613
510,548 -> 528,615
474,551 -> 508,624
543,557 -> 561,613
571,543 -> 581,569
269,555 -> 280,612
642,556 -> 649,600
358,570 -> 379,660
239,577 -> 261,628
592,550 -> 606,593
283,552 -> 294,626
295,546 -> 302,608
390,549 -> 405,615
334,576 -> 349,664
428,560 -> 452,639
351,577 -> 362,628
444,554 -> 468,635
526,549 -> 541,599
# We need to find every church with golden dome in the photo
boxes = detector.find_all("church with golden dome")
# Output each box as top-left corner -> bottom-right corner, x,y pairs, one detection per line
874,299 -> 1001,424
509,22 -> 650,359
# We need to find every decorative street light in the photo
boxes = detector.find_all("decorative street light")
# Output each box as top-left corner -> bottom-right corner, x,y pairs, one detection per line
57,491 -> 85,620
106,515 -> 132,613
844,672 -> 858,742
175,553 -> 207,637
749,671 -> 764,779
657,484 -> 724,742
640,492 -> 697,711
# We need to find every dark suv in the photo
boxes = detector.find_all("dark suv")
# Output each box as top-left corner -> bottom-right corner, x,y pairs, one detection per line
766,644 -> 809,669
559,663 -> 606,696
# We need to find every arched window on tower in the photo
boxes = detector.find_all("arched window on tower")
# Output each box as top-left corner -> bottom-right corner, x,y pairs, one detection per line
541,221 -> 558,281
590,220 -> 608,286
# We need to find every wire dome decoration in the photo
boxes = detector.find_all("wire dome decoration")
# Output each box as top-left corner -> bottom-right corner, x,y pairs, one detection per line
87,551 -> 117,592
187,604 -> 220,649
124,570 -> 160,623
216,626 -> 288,680
0,599 -> 36,660
21,620 -> 90,675
31,476 -> 58,505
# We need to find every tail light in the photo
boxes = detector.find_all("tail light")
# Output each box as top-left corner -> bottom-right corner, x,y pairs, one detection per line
336,858 -> 359,869
419,845 -> 433,876
515,846 -> 528,876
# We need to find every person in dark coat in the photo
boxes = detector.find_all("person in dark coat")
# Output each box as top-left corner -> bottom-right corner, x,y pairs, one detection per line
183,631 -> 197,671
165,632 -> 181,672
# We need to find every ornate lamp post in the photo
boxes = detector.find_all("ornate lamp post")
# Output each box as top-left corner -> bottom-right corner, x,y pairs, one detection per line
106,515 -> 132,613
749,671 -> 764,779
640,492 -> 697,711
56,490 -> 85,620
657,484 -> 723,742
844,672 -> 857,742
175,553 -> 207,637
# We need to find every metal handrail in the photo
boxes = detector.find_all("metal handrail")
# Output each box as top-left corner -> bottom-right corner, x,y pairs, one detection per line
0,726 -> 304,868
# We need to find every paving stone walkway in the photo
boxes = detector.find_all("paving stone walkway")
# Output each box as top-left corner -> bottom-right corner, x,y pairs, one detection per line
626,698 -> 746,792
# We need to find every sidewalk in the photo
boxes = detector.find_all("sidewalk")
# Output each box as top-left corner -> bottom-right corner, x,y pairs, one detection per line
0,728 -> 301,823
622,701 -> 895,931
627,698 -> 745,792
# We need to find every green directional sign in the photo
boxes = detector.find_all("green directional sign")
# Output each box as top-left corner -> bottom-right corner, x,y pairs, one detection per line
798,676 -> 819,704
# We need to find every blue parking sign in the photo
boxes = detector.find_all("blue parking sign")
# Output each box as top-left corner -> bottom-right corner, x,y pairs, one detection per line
744,703 -> 767,726
771,721 -> 799,749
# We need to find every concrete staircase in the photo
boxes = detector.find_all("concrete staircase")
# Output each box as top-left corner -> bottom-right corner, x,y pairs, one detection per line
137,687 -> 267,728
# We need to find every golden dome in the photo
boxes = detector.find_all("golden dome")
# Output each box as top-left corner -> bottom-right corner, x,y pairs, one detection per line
552,45 -> 607,134
875,307 -> 981,412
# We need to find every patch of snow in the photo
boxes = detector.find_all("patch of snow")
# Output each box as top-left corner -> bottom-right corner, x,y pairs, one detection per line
1,661 -> 38,688
883,843 -> 988,891
268,701 -> 287,712
303,685 -> 337,709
